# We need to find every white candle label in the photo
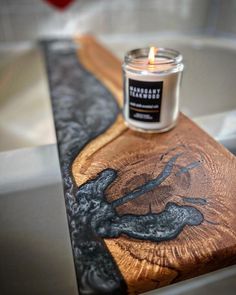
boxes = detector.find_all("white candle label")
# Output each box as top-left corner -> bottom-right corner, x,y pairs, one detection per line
128,79 -> 163,122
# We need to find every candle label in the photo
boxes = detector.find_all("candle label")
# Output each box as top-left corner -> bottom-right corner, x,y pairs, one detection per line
128,79 -> 163,122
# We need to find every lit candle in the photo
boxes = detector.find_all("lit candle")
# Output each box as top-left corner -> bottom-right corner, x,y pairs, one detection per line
122,47 -> 184,132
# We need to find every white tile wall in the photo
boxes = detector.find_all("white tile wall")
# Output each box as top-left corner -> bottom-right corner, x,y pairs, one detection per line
0,0 -> 235,42
215,0 -> 236,35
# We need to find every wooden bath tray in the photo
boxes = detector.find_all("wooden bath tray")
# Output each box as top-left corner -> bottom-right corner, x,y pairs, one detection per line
43,36 -> 236,295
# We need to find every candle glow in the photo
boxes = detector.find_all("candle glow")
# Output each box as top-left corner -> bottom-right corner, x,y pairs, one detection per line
148,46 -> 157,65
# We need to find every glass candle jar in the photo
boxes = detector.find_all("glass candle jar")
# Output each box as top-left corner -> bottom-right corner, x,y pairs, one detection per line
122,47 -> 184,132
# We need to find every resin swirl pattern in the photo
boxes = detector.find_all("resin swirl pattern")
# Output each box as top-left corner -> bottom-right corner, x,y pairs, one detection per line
43,40 -> 126,295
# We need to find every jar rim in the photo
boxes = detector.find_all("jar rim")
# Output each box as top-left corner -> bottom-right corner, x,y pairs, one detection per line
124,47 -> 183,66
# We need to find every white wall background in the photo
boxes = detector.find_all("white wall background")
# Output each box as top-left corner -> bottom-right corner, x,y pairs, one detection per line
0,0 -> 235,42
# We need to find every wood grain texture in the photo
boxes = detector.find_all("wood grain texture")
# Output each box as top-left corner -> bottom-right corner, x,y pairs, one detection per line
73,35 -> 236,294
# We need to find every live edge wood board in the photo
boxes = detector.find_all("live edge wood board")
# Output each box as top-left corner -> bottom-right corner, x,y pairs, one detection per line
43,36 -> 236,295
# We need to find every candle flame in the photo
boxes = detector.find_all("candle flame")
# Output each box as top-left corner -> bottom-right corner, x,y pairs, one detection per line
148,46 -> 157,65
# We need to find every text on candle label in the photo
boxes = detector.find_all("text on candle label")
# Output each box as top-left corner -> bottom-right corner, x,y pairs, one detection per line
128,79 -> 163,122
